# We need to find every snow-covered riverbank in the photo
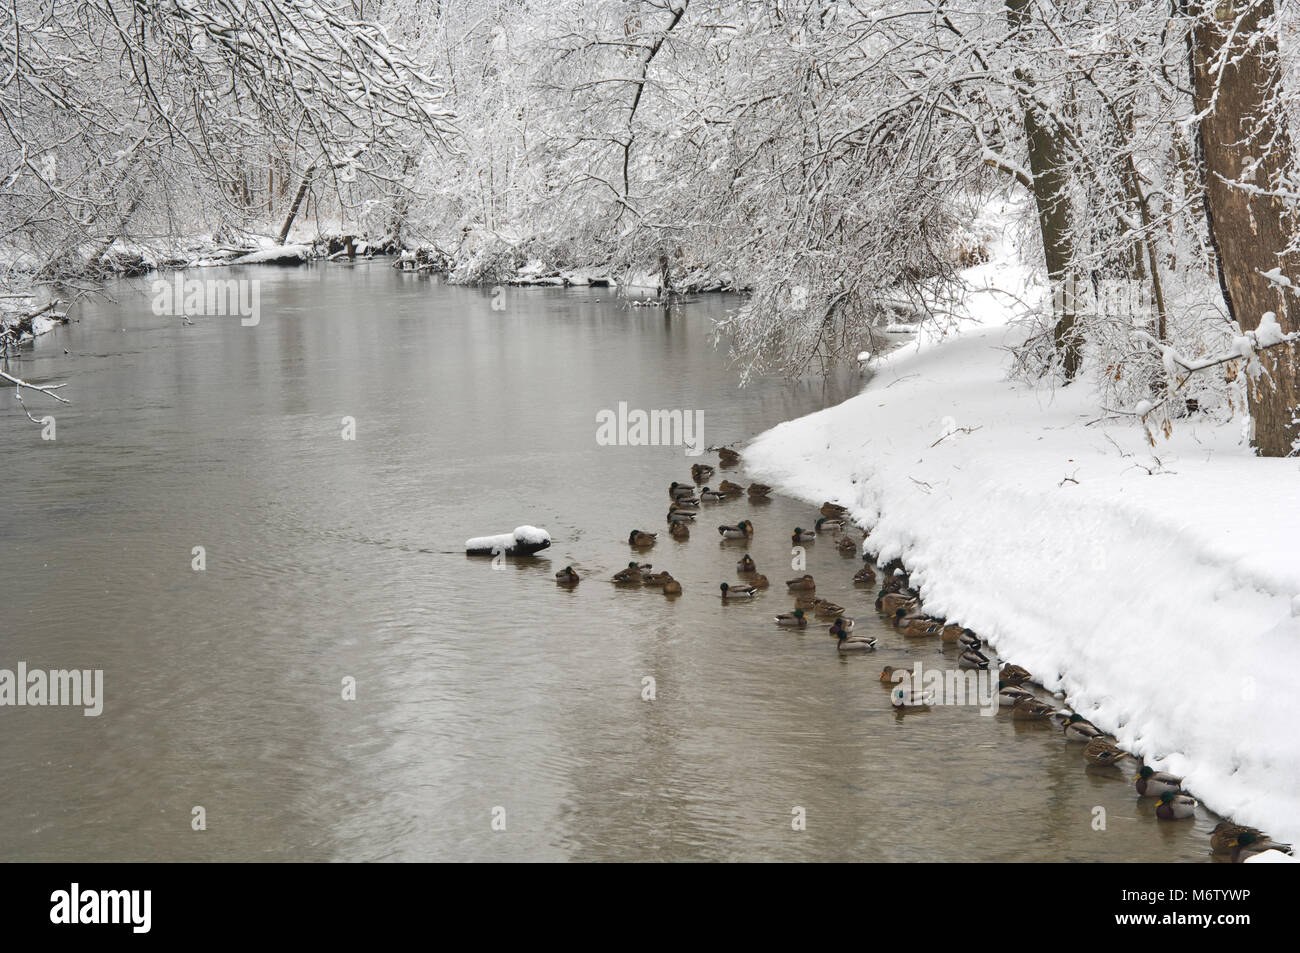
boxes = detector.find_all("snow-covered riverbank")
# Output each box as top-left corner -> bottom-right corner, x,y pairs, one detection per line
745,236 -> 1300,845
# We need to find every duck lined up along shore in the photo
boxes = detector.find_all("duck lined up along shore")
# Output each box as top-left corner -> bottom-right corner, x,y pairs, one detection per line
540,446 -> 1289,861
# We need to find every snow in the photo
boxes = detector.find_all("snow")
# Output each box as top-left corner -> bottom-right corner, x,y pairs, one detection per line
1254,311 -> 1286,348
1244,849 -> 1298,863
744,237 -> 1300,846
464,525 -> 551,551
230,244 -> 311,265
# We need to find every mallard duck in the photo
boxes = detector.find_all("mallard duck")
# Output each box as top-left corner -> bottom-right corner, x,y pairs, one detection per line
956,630 -> 981,650
1062,713 -> 1104,741
774,608 -> 807,627
751,574 -> 769,588
793,595 -> 818,611
940,624 -> 967,643
836,630 -> 876,651
669,521 -> 689,539
786,574 -> 816,591
853,565 -> 876,584
836,536 -> 857,555
958,640 -> 990,670
717,447 -> 741,466
747,483 -> 771,498
815,516 -> 845,533
1084,737 -> 1127,767
1210,822 -> 1291,857
718,479 -> 745,496
999,663 -> 1032,685
691,463 -> 714,483
628,529 -> 657,547
880,573 -> 909,595
1155,791 -> 1197,820
671,496 -> 700,509
737,554 -> 757,574
699,486 -> 726,502
642,571 -> 673,587
813,599 -> 845,618
894,608 -> 942,637
828,616 -> 855,635
669,481 -> 696,499
612,562 -> 643,584
821,502 -> 848,518
1134,766 -> 1182,797
890,685 -> 931,710
792,527 -> 816,544
720,582 -> 758,599
879,665 -> 900,684
717,519 -> 753,539
662,579 -> 682,596
1011,698 -> 1057,721
667,507 -> 696,523
997,680 -> 1034,708
876,591 -> 915,613
555,566 -> 580,586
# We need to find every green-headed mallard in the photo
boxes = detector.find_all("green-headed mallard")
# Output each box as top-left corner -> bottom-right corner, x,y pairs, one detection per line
699,486 -> 726,502
555,566 -> 580,586
1062,713 -> 1104,741
669,521 -> 689,540
1134,766 -> 1182,797
717,447 -> 741,466
612,562 -> 643,585
1210,822 -> 1291,858
792,527 -> 816,544
737,554 -> 757,574
853,565 -> 876,584
786,574 -> 816,591
662,579 -> 682,596
691,463 -> 714,483
718,479 -> 745,496
669,481 -> 696,499
958,640 -> 990,670
720,582 -> 758,599
774,608 -> 807,627
835,626 -> 876,651
997,681 -> 1034,708
1155,791 -> 1197,820
816,516 -> 845,533
747,483 -> 772,498
717,519 -> 753,539
667,507 -> 696,523
813,599 -> 845,618
821,502 -> 848,518
672,496 -> 700,509
1084,737 -> 1127,767
628,529 -> 657,547
893,608 -> 941,637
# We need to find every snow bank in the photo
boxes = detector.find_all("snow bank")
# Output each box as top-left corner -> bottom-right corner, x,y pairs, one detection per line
230,244 -> 311,265
744,238 -> 1300,844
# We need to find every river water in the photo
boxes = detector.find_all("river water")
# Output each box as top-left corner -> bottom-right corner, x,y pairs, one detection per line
0,261 -> 1221,861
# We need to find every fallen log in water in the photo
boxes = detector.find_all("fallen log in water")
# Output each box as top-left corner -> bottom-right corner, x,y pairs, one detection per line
465,525 -> 552,557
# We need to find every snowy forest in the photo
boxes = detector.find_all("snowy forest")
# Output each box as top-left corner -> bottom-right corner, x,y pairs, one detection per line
3,0 -> 1299,454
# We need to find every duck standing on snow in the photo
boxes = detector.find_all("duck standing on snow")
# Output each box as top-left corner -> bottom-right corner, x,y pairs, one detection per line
720,582 -> 758,600
786,574 -> 816,591
555,566 -> 580,586
1155,791 -> 1197,820
717,519 -> 754,539
1133,766 -> 1182,797
628,529 -> 657,547
774,609 -> 808,627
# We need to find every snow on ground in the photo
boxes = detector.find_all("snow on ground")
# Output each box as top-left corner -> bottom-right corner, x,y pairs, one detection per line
230,244 -> 312,265
744,220 -> 1300,845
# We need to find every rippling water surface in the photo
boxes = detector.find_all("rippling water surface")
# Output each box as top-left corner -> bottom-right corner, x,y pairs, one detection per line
0,262 -> 1221,860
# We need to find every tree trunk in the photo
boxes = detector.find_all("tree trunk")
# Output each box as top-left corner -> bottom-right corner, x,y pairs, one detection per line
1005,0 -> 1081,379
1187,0 -> 1300,456
277,165 -> 316,245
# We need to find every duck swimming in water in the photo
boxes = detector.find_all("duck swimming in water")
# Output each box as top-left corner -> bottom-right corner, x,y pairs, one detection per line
555,566 -> 580,586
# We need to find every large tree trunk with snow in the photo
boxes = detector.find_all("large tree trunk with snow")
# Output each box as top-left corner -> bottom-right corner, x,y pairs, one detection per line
1187,0 -> 1300,456
1005,0 -> 1080,380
